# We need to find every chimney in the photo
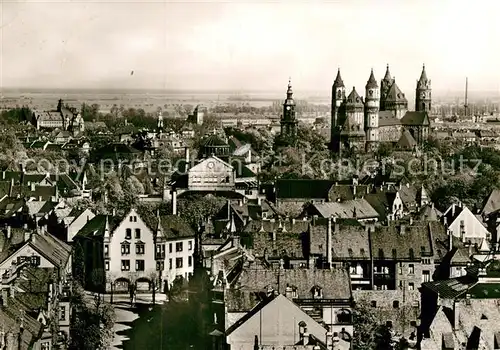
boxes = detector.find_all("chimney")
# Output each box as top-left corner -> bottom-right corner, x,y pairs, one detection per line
399,224 -> 406,235
353,185 -> 357,197
185,147 -> 190,163
285,285 -> 292,299
30,182 -> 35,192
303,333 -> 310,345
9,178 -> 14,197
232,235 -> 239,248
448,230 -> 453,251
172,189 -> 177,215
410,217 -> 413,225
453,301 -> 460,330
444,216 -> 448,227
468,243 -> 472,256
327,217 -> 333,268
326,331 -> 333,348
6,226 -> 11,240
1,289 -> 8,306
112,208 -> 116,216
272,230 -> 276,241
312,215 -> 318,225
2,171 -> 4,180
332,332 -> 341,350
257,196 -> 262,205
452,203 -> 456,217
24,231 -> 31,242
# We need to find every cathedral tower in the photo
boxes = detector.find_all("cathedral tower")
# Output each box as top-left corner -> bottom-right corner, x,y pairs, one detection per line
341,87 -> 365,152
415,64 -> 431,113
364,69 -> 380,151
330,69 -> 346,151
280,78 -> 298,141
380,64 -> 394,111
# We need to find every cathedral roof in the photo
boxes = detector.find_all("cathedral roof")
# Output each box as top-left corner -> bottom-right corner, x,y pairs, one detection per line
401,111 -> 430,126
285,78 -> 295,105
383,64 -> 392,82
346,87 -> 363,105
340,115 -> 365,136
397,129 -> 417,150
366,69 -> 378,89
334,69 -> 344,87
385,81 -> 407,103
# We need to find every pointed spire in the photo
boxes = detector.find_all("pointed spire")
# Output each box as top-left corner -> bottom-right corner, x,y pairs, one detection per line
334,68 -> 344,87
419,64 -> 428,83
383,64 -> 392,81
286,77 -> 293,98
366,68 -> 378,88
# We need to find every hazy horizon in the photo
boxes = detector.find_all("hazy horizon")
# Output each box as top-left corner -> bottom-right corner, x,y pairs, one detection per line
2,0 -> 500,95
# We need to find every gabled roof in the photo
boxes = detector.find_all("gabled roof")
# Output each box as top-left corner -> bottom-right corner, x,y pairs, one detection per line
156,215 -> 195,240
397,130 -> 417,149
481,188 -> 500,216
385,82 -> 407,103
378,111 -> 401,127
401,111 -> 429,126
422,276 -> 476,299
308,199 -> 379,220
346,87 -> 363,105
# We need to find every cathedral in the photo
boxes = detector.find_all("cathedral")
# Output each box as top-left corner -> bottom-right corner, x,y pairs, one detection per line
330,65 -> 431,153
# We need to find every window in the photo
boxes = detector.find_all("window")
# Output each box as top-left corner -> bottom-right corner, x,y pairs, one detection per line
105,261 -> 109,271
176,257 -> 183,268
169,243 -> 173,253
133,216 -> 137,222
125,228 -> 132,239
41,342 -> 50,350
135,228 -> 141,239
104,244 -> 109,257
409,282 -> 415,290
399,280 -> 403,289
393,301 -> 400,308
136,244 -> 145,255
156,261 -> 164,271
121,260 -> 130,271
129,216 -> 133,222
371,301 -> 377,308
60,305 -> 66,321
176,242 -> 183,252
169,258 -> 172,270
422,270 -> 430,282
408,264 -> 415,274
121,243 -> 130,255
156,244 -> 165,259
136,260 -> 145,271
188,241 -> 193,251
188,256 -> 192,267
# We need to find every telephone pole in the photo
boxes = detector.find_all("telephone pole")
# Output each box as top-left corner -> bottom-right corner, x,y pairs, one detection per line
464,77 -> 469,118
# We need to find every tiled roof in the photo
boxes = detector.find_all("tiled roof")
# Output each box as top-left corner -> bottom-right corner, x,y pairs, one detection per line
309,199 -> 379,220
370,223 -> 433,260
481,188 -> 500,216
30,233 -> 71,268
385,82 -> 407,103
401,111 -> 429,126
327,184 -> 369,201
235,267 -> 352,300
157,215 -> 195,240
418,204 -> 441,221
378,111 -> 401,126
421,276 -> 476,299
397,129 -> 417,149
275,179 -> 335,200
364,192 -> 396,217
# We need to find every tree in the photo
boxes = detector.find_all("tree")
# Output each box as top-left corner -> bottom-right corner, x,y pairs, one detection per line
169,275 -> 188,303
70,283 -> 116,350
352,301 -> 392,350
148,270 -> 159,305
72,241 -> 86,286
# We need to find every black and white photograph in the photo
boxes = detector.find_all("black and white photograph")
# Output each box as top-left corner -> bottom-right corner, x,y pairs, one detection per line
1,0 -> 500,349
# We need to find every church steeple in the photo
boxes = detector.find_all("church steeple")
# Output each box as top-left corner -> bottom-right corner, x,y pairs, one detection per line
366,69 -> 378,89
418,64 -> 428,84
280,77 -> 298,143
416,64 -> 431,113
334,68 -> 345,87
383,64 -> 392,82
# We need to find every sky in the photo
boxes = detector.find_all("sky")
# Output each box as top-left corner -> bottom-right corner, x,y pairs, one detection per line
1,0 -> 499,95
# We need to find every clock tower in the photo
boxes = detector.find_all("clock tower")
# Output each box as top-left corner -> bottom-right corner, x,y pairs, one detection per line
280,78 -> 298,141
415,64 -> 431,113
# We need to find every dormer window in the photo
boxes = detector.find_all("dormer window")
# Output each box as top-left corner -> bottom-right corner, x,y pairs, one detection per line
311,286 -> 323,299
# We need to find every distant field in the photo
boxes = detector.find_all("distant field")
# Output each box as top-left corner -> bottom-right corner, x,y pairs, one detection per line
0,88 -> 331,113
